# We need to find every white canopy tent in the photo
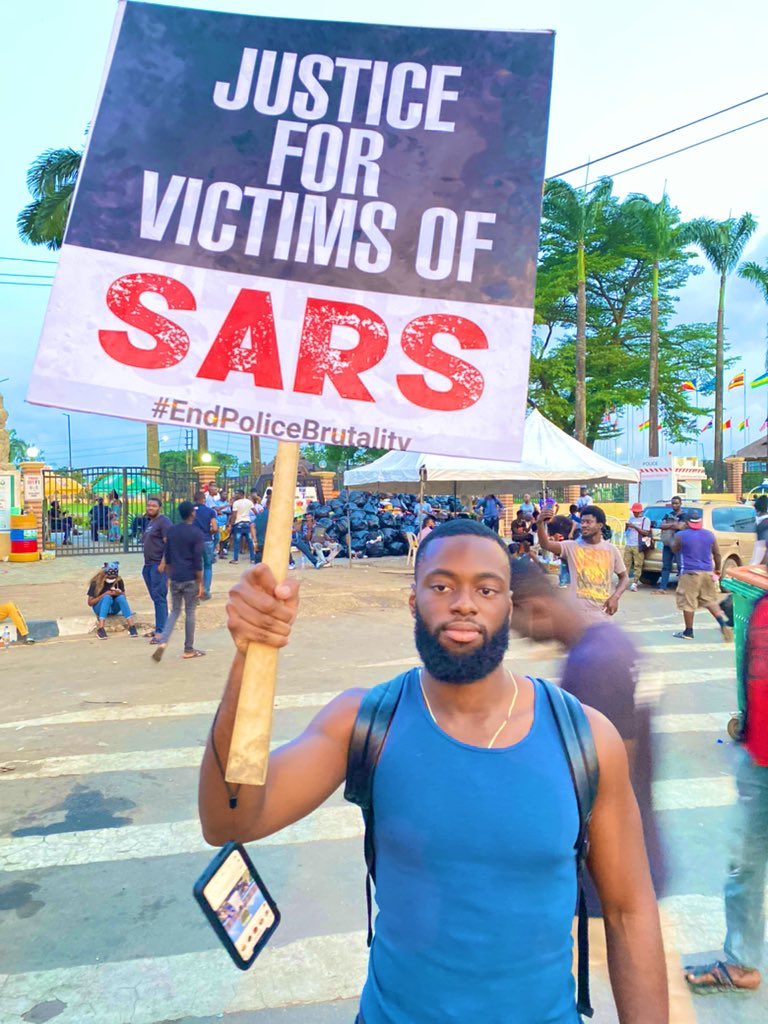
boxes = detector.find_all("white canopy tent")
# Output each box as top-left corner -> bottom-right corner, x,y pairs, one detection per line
343,409 -> 638,493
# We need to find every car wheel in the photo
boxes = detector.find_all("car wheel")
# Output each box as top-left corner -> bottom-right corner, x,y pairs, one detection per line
640,571 -> 659,586
720,556 -> 739,588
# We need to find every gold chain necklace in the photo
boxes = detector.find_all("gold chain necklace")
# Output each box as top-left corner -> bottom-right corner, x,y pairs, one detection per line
419,670 -> 520,749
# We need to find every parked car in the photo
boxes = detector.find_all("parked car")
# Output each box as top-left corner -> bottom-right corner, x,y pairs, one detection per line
640,501 -> 756,584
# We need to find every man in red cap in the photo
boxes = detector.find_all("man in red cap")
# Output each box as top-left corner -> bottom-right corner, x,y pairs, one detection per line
624,503 -> 652,592
671,508 -> 732,641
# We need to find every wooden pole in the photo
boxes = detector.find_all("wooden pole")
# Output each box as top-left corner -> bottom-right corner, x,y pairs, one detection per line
225,440 -> 300,785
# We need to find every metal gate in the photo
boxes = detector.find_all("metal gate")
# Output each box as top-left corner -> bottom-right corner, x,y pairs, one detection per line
41,467 -> 199,556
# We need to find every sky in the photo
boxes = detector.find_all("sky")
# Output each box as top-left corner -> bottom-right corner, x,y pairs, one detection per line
1,0 -> 767,472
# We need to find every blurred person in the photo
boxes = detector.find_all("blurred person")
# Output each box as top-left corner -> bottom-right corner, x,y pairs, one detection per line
290,514 -> 324,569
152,501 -> 205,661
519,493 -> 537,517
108,490 -> 122,542
0,598 -> 35,644
48,500 -> 73,545
654,495 -> 686,594
538,505 -> 628,618
750,494 -> 768,565
624,503 -> 652,592
199,521 -> 668,1022
228,490 -> 257,563
86,561 -> 139,640
141,496 -> 171,641
192,490 -> 217,600
671,509 -> 732,641
575,486 -> 593,510
475,493 -> 503,532
568,504 -> 582,528
418,515 -> 437,543
89,496 -> 109,542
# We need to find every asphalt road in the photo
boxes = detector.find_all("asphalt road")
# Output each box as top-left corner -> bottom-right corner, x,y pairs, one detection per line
0,586 -> 765,1023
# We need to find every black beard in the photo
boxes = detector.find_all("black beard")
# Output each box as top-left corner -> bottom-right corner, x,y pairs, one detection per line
414,607 -> 509,684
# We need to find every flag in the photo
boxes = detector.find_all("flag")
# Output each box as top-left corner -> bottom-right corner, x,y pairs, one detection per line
700,419 -> 713,432
751,372 -> 768,389
679,381 -> 696,392
738,418 -> 749,431
728,373 -> 745,390
762,419 -> 768,433
723,419 -> 732,429
638,420 -> 649,431
657,424 -> 663,431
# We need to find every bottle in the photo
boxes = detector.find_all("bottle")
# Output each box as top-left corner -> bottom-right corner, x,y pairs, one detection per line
1,626 -> 10,651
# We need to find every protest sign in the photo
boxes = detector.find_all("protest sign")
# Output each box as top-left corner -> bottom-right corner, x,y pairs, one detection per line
28,1 -> 553,461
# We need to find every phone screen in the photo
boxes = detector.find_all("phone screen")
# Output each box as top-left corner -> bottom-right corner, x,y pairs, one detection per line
201,847 -> 276,962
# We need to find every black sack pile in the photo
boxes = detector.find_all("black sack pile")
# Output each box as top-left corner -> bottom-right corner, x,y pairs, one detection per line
305,492 -> 467,557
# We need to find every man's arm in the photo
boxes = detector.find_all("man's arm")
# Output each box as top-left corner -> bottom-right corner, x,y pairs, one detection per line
198,565 -> 364,846
711,537 -> 722,573
671,533 -> 682,554
585,708 -> 668,1023
604,548 -> 630,615
536,509 -> 562,556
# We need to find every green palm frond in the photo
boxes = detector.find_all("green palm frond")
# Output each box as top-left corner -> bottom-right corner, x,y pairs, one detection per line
688,214 -> 758,275
26,147 -> 81,199
17,182 -> 76,250
739,260 -> 768,302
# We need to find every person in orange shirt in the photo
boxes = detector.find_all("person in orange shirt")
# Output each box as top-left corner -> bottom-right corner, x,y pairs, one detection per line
0,600 -> 35,644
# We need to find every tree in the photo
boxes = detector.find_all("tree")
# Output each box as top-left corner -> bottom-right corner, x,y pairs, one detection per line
540,177 -> 614,443
739,258 -> 768,371
301,444 -> 388,475
624,193 -> 695,455
9,429 -> 42,464
17,144 -> 204,457
17,148 -> 82,250
688,214 -> 758,489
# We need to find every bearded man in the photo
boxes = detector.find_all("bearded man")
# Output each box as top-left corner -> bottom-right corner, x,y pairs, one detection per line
199,520 -> 667,1023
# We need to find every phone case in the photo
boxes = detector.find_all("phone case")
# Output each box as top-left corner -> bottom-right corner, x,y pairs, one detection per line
193,841 -> 281,970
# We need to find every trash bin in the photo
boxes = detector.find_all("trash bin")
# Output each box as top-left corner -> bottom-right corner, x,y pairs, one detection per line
721,564 -> 768,732
9,512 -> 39,563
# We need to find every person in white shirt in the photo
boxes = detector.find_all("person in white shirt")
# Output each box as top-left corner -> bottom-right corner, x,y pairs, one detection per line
750,495 -> 768,565
624,503 -> 652,592
228,491 -> 256,563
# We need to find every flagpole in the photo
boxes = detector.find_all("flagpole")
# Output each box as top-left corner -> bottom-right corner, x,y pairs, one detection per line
744,365 -> 748,443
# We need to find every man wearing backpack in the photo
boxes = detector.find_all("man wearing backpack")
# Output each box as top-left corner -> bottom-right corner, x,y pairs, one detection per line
199,520 -> 667,1023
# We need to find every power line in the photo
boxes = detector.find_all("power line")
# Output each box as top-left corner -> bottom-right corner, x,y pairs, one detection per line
583,114 -> 768,186
0,273 -> 55,279
0,255 -> 58,265
0,281 -> 53,287
550,89 -> 768,178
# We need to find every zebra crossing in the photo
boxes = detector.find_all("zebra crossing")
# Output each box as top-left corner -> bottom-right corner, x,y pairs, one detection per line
0,616 -> 763,1024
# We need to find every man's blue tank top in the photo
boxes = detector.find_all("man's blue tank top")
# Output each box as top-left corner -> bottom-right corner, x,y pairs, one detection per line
359,673 -> 581,1024
678,528 -> 715,573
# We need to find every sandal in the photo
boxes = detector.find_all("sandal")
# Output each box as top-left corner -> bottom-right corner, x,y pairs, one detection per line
684,960 -> 761,994
182,649 -> 206,659
151,644 -> 166,663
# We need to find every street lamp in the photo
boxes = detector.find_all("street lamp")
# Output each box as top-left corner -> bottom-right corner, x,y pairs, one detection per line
62,413 -> 72,470
200,452 -> 212,464
26,446 -> 40,460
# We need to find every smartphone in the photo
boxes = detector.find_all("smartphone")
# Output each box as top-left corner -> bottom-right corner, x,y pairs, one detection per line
193,841 -> 280,970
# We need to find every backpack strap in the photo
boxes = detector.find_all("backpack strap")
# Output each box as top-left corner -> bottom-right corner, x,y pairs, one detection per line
538,678 -> 599,1020
344,669 -> 413,945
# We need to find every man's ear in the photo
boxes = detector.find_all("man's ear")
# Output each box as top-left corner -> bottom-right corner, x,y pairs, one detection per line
409,584 -> 416,617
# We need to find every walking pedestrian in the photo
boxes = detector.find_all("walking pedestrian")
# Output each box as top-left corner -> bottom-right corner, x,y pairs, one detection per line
86,561 -> 139,639
152,501 -> 205,661
684,586 -> 768,994
538,504 -> 628,619
192,490 -> 217,600
228,490 -> 257,564
141,496 -> 171,641
654,495 -> 686,593
671,509 -> 733,641
624,502 -> 652,592
200,520 -> 668,1022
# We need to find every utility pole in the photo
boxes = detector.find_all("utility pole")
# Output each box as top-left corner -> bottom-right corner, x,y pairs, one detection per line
62,413 -> 72,470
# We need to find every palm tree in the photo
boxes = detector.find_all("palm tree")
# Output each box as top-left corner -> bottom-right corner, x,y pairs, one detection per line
688,214 -> 757,489
17,147 -> 81,250
739,259 -> 768,370
626,193 -> 692,456
541,177 -> 613,443
17,145 -> 205,464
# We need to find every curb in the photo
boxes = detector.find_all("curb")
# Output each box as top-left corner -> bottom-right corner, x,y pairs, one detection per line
26,616 -> 152,642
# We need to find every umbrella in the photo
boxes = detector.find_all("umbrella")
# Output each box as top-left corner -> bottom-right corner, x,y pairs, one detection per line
44,476 -> 84,497
91,473 -> 157,496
